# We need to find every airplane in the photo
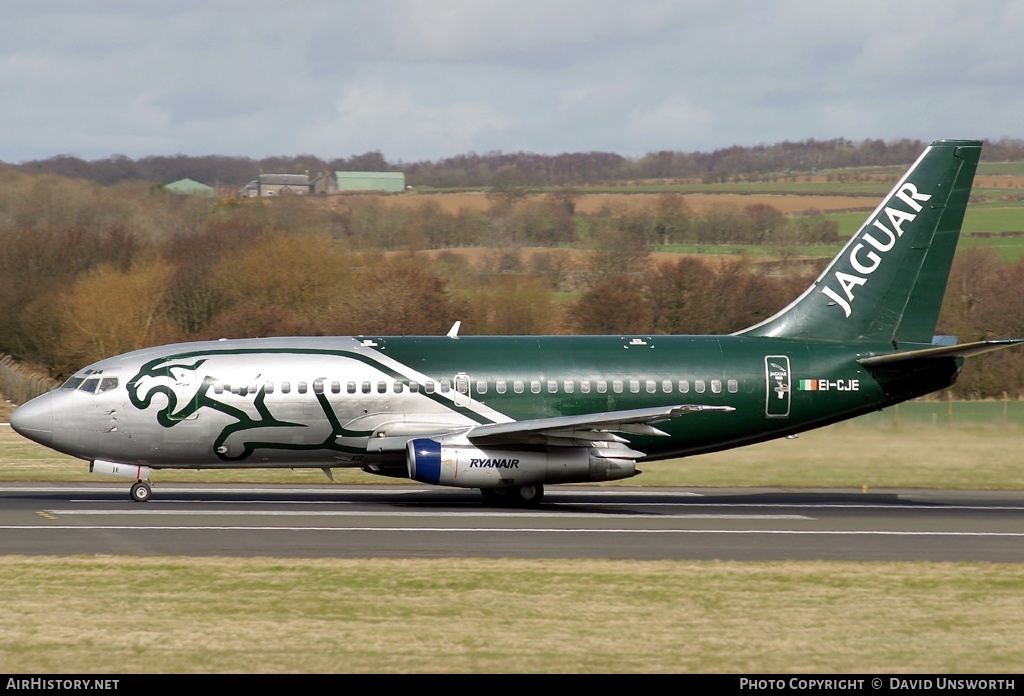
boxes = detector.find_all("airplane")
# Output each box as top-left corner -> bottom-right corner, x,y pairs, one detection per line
10,139 -> 1023,505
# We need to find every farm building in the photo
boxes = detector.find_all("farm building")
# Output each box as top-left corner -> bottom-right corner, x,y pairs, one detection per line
238,173 -> 313,198
335,171 -> 406,193
238,172 -> 337,197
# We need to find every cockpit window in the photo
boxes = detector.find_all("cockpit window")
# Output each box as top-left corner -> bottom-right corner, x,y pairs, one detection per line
80,378 -> 100,394
62,377 -> 85,390
97,378 -> 119,394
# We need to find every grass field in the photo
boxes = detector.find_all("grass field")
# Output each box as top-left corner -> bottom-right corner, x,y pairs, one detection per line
2,556 -> 1022,673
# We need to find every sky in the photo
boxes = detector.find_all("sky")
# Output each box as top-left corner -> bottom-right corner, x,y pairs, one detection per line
2,0 -> 1023,164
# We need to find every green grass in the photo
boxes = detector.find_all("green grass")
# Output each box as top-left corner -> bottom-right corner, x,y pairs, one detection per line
653,206 -> 1024,260
658,242 -> 840,257
979,162 -> 1024,176
1,557 -> 1021,673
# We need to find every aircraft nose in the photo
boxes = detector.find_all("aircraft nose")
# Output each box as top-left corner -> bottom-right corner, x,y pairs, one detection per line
10,395 -> 54,447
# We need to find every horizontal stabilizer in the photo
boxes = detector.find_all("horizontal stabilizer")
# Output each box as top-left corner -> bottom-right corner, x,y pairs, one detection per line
858,339 -> 1024,367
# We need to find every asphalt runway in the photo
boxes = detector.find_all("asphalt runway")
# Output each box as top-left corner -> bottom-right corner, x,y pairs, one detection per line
0,483 -> 1022,562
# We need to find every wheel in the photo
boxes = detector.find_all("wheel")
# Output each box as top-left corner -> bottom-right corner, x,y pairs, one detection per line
130,481 -> 152,503
480,484 -> 544,507
515,483 -> 544,507
480,487 -> 512,506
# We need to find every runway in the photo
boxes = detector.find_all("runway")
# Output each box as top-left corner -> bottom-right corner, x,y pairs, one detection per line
1,483 -> 1022,562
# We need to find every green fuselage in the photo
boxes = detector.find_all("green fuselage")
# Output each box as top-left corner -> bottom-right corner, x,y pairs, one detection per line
378,334 -> 959,459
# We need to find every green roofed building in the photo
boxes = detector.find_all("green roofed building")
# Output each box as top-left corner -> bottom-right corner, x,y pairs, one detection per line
335,171 -> 406,193
164,178 -> 216,197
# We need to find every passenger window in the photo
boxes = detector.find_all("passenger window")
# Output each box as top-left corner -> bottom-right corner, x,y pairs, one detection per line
476,380 -> 487,394
531,380 -> 541,394
547,380 -> 557,393
265,382 -> 275,395
630,380 -> 640,394
646,379 -> 656,394
711,379 -> 722,394
331,381 -> 341,394
213,382 -> 224,395
597,380 -> 608,394
728,379 -> 738,393
662,379 -> 672,393
298,382 -> 308,394
393,381 -> 403,393
361,381 -> 371,394
377,381 -> 387,394
695,379 -> 706,394
679,380 -> 689,393
347,381 -> 357,394
313,379 -> 324,395
440,380 -> 451,394
613,380 -> 623,394
281,382 -> 290,394
514,380 -> 524,394
580,380 -> 591,394
425,381 -> 435,394
409,381 -> 420,393
496,380 -> 507,394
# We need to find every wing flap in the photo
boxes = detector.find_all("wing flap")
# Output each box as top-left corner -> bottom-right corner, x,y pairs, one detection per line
464,403 -> 733,442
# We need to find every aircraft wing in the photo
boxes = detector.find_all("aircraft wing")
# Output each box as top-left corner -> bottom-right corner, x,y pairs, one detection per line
858,339 -> 1024,367
361,404 -> 735,454
460,403 -> 735,450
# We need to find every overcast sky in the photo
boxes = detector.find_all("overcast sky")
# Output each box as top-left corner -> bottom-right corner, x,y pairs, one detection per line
2,1 -> 1022,164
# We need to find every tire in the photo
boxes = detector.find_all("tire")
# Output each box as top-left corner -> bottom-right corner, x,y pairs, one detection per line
516,484 -> 544,507
480,484 -> 544,507
480,487 -> 512,506
130,481 -> 152,503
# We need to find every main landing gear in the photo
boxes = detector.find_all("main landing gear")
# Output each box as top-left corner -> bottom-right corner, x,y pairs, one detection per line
479,483 -> 544,507
130,480 -> 152,503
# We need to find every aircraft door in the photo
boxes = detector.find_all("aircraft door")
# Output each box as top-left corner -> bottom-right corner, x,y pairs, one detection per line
764,355 -> 791,418
453,373 -> 471,407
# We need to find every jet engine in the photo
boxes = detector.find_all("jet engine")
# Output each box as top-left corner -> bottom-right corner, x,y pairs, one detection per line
406,438 -> 637,489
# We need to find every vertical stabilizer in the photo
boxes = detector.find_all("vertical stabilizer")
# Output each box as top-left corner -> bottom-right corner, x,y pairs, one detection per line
739,140 -> 981,344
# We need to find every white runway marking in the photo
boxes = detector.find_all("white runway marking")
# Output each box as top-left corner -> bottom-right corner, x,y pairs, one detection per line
44,509 -> 812,520
1,525 -> 1023,537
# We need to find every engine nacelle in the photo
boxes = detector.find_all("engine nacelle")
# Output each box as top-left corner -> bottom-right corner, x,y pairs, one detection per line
406,439 -> 637,489
90,459 -> 152,481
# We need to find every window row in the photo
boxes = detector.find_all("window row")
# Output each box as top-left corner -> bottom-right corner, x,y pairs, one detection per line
209,377 -> 740,397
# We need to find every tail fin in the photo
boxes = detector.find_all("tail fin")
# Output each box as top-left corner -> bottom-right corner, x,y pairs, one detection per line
739,139 -> 981,345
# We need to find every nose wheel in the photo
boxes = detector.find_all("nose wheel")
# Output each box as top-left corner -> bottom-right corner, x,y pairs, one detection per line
130,481 -> 152,503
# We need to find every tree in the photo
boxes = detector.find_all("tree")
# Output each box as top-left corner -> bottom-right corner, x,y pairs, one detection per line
486,167 -> 530,210
571,276 -> 652,334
